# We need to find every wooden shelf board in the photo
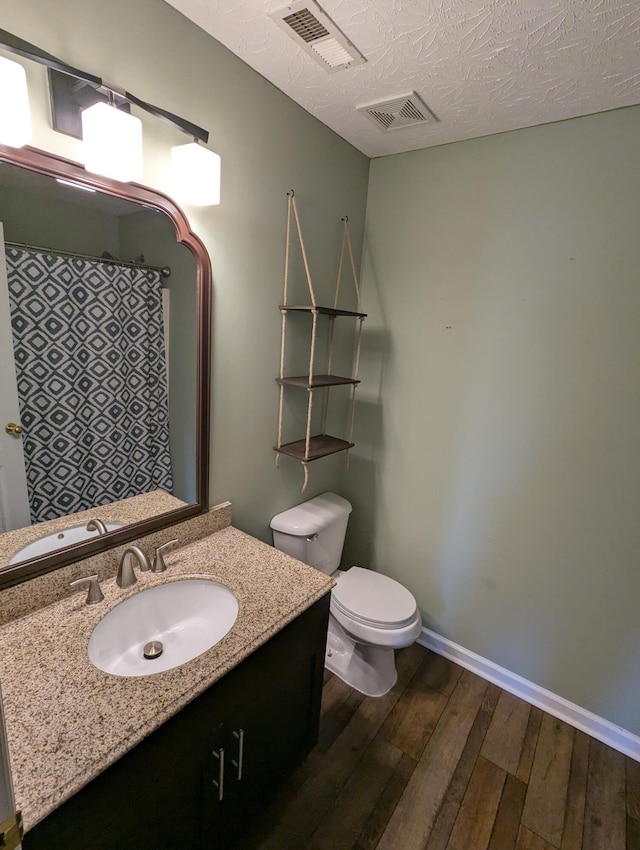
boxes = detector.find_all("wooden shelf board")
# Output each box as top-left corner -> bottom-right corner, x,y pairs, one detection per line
280,304 -> 367,319
277,374 -> 360,389
274,435 -> 354,462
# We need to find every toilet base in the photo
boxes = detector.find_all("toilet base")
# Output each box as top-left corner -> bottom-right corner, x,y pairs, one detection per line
324,619 -> 398,698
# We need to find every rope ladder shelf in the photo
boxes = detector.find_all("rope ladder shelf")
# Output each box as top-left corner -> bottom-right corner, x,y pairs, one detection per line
274,191 -> 366,493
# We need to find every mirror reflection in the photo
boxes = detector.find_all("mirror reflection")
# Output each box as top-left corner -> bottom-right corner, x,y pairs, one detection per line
0,161 -> 198,569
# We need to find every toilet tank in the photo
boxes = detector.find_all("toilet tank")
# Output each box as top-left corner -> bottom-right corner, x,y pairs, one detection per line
270,492 -> 352,575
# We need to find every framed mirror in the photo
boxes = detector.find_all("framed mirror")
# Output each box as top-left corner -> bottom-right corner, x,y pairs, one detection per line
0,144 -> 211,590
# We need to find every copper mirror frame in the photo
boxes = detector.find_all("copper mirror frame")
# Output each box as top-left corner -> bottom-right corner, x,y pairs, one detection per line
0,143 -> 211,590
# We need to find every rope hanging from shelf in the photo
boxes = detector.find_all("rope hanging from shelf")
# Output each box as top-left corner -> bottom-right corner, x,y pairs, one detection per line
338,216 -> 365,472
289,191 -> 317,307
334,216 -> 363,314
347,315 -> 365,471
275,194 -> 294,469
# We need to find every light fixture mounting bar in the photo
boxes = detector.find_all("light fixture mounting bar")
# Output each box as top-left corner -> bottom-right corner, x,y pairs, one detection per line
124,90 -> 208,144
0,28 -> 101,86
0,28 -> 209,144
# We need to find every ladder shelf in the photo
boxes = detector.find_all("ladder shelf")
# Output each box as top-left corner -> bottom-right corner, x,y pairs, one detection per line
279,304 -> 367,319
276,374 -> 360,389
274,192 -> 365,492
274,435 -> 355,463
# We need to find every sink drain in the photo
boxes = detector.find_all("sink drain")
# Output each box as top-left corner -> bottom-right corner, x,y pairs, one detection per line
143,640 -> 164,660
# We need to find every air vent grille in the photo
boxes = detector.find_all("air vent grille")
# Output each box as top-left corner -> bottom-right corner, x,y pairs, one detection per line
358,92 -> 438,132
269,1 -> 366,73
283,9 -> 329,42
369,110 -> 394,130
400,100 -> 426,122
311,39 -> 354,67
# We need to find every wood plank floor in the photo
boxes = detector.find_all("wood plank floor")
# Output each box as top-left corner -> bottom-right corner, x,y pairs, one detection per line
241,644 -> 639,850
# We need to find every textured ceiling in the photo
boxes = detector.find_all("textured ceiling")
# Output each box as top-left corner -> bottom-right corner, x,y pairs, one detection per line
164,0 -> 640,157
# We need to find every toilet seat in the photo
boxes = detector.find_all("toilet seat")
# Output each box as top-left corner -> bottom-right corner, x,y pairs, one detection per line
331,566 -> 419,629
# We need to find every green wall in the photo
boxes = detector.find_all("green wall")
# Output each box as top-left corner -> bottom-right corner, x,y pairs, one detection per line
345,106 -> 640,735
1,0 -> 370,539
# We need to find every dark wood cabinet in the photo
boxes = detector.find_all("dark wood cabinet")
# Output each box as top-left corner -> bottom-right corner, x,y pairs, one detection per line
24,594 -> 330,850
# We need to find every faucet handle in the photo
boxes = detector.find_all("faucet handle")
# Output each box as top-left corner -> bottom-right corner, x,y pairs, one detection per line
70,574 -> 104,605
152,539 -> 179,573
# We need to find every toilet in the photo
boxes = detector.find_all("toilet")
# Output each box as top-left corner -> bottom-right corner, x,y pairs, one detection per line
270,492 -> 422,697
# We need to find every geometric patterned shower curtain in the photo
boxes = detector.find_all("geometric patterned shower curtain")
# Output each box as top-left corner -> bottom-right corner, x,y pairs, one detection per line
5,247 -> 173,524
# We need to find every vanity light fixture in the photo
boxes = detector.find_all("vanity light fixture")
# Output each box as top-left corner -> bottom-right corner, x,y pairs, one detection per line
0,55 -> 31,147
0,28 -> 221,204
81,99 -> 143,183
170,140 -> 221,207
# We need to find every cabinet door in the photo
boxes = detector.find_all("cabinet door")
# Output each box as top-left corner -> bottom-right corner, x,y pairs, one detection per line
233,650 -> 320,796
23,720 -> 206,850
213,596 -> 329,846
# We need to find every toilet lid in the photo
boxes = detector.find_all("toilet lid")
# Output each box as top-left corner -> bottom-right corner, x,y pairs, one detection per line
332,567 -> 418,629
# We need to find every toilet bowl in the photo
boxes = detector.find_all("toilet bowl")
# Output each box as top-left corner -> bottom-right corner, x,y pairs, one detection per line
270,493 -> 422,697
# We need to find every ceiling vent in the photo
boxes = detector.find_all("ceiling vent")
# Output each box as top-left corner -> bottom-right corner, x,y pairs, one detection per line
269,0 -> 366,73
358,92 -> 438,132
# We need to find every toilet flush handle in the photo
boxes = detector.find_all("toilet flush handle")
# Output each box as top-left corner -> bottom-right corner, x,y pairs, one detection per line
306,534 -> 318,543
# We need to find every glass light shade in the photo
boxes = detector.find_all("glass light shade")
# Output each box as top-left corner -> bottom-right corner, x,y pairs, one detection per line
81,102 -> 142,182
171,142 -> 221,206
0,56 -> 32,148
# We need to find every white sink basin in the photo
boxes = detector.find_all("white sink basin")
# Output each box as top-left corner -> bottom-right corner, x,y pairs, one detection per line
9,521 -> 125,564
88,579 -> 239,677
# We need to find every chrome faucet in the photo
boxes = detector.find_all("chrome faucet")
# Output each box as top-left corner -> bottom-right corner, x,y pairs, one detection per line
116,546 -> 151,588
86,518 -> 109,535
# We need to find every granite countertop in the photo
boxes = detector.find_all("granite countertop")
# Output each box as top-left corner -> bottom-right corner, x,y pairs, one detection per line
0,526 -> 333,832
0,489 -> 188,568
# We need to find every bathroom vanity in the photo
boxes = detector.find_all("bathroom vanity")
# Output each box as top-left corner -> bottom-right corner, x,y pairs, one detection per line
0,526 -> 333,850
24,596 -> 329,849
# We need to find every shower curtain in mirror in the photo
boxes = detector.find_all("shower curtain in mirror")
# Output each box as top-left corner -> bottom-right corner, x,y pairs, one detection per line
6,247 -> 173,524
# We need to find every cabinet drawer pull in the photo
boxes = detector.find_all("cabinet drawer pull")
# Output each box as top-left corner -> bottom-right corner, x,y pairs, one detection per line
232,729 -> 244,780
212,747 -> 225,801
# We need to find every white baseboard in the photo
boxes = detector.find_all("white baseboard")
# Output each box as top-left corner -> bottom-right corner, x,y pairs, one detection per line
417,626 -> 640,762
